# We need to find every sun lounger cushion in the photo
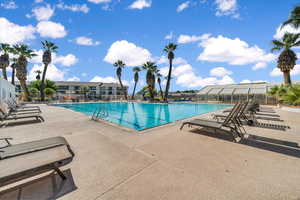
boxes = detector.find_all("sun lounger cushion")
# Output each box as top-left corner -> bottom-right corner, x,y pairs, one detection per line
0,137 -> 69,160
186,119 -> 223,129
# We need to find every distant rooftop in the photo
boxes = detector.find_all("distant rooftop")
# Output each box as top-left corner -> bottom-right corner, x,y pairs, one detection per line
17,81 -> 128,88
54,81 -> 127,87
198,81 -> 300,95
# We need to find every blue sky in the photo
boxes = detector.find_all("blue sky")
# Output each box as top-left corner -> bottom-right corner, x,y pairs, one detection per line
0,0 -> 300,92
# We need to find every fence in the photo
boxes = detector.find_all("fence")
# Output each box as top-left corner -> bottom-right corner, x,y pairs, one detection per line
0,77 -> 16,104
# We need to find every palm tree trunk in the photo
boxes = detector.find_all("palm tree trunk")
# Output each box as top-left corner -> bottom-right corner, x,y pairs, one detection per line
158,82 -> 163,99
2,67 -> 7,80
20,80 -> 30,101
118,76 -> 128,100
164,59 -> 173,102
131,81 -> 137,100
11,67 -> 15,85
148,86 -> 154,102
40,63 -> 48,101
283,71 -> 291,85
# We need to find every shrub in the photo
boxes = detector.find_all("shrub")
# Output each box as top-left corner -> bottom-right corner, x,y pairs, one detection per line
268,84 -> 300,105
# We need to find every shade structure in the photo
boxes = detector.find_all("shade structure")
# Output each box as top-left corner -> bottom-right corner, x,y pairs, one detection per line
196,82 -> 295,104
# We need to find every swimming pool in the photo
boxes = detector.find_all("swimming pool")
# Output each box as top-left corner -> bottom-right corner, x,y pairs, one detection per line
56,102 -> 230,131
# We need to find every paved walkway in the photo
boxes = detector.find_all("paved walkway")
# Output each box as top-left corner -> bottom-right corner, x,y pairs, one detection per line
0,104 -> 300,200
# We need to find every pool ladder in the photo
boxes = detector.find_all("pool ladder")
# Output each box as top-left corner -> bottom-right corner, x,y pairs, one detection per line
91,107 -> 108,121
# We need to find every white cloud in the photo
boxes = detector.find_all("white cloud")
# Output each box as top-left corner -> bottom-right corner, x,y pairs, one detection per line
29,4 -> 55,21
129,0 -> 151,10
210,67 -> 232,77
1,1 -> 17,9
36,21 -> 67,38
87,0 -> 111,4
55,54 -> 78,66
157,56 -> 187,65
160,63 -> 234,88
28,64 -> 65,81
57,2 -> 89,13
90,76 -> 129,86
215,0 -> 239,18
165,31 -> 174,40
35,0 -> 43,3
30,50 -> 78,67
273,24 -> 300,39
177,33 -> 210,44
177,72 -> 234,88
75,36 -> 100,46
104,40 -> 152,66
270,65 -> 300,77
198,35 -> 275,65
177,1 -> 190,12
67,76 -> 81,81
270,68 -> 281,77
252,62 -> 267,70
0,17 -> 35,45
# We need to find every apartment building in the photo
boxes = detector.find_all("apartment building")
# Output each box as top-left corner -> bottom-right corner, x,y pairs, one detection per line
15,81 -> 128,101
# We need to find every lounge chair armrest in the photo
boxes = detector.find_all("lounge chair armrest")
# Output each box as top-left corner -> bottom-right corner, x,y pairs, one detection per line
0,137 -> 13,148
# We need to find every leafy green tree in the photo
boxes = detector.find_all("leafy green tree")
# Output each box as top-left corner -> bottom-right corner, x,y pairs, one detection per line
282,85 -> 300,105
282,5 -> 300,29
40,41 -> 58,101
268,84 -> 300,105
271,33 -> 300,85
14,44 -> 37,101
44,88 -> 56,100
80,86 -> 90,101
0,43 -> 12,80
142,62 -> 157,102
131,67 -> 141,100
163,43 -> 177,102
113,60 -> 127,100
30,88 -> 39,98
29,80 -> 57,91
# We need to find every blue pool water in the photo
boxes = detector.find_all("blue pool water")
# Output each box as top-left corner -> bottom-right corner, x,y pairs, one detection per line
56,102 -> 230,131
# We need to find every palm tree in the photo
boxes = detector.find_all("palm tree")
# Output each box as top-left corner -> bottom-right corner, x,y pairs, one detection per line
271,33 -> 300,85
14,44 -> 37,101
163,43 -> 177,102
131,67 -> 141,100
10,57 -> 17,85
0,43 -> 12,80
282,5 -> 300,29
156,71 -> 164,99
113,60 -> 128,100
40,41 -> 58,101
35,70 -> 42,80
142,61 -> 157,102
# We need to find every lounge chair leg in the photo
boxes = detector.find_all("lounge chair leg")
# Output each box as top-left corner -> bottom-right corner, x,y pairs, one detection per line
39,116 -> 45,122
54,166 -> 66,180
180,123 -> 186,130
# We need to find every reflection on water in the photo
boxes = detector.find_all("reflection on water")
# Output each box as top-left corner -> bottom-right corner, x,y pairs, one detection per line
57,103 -> 230,130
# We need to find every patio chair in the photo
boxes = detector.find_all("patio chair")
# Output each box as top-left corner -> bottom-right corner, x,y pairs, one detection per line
0,136 -> 74,186
6,100 -> 41,113
224,102 -> 280,117
0,105 -> 44,124
215,102 -> 290,130
180,103 -> 245,141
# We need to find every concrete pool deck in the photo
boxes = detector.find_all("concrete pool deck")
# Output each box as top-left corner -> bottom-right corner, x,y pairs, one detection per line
0,104 -> 300,199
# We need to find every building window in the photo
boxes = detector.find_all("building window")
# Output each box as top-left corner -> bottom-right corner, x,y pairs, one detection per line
58,86 -> 69,90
